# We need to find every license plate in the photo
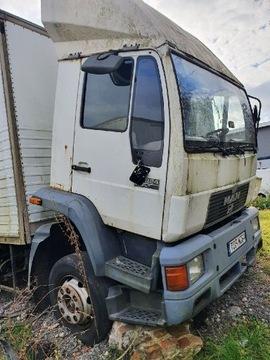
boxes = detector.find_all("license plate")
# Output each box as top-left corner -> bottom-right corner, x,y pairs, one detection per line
228,232 -> 247,256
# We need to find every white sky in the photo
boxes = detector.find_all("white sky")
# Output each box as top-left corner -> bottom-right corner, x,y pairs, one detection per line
0,0 -> 269,121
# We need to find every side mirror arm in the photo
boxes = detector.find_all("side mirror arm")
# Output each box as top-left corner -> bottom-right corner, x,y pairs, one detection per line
248,95 -> 262,134
248,95 -> 262,121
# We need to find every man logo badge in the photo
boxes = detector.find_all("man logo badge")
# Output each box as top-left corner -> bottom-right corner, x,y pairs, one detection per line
224,190 -> 241,215
224,191 -> 241,206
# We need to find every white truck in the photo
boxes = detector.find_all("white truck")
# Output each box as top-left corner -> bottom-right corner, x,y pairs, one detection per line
0,0 -> 263,346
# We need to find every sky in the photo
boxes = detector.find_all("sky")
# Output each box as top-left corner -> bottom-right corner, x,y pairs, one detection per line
0,0 -> 269,121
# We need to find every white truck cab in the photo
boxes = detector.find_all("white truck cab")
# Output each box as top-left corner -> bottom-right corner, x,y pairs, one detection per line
26,0 -> 263,345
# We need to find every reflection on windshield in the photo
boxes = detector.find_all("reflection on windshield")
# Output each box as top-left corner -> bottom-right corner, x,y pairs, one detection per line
172,54 -> 256,152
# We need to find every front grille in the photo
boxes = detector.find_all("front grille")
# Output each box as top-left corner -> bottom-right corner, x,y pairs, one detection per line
205,183 -> 249,228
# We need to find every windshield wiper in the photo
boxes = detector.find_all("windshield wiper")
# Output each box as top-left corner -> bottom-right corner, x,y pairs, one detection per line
207,139 -> 230,156
226,140 -> 245,155
205,127 -> 230,139
227,140 -> 258,155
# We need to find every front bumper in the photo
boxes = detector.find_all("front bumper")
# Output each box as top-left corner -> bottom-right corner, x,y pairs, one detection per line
160,207 -> 261,325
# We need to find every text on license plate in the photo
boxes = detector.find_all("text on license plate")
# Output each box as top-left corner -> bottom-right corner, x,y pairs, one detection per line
228,232 -> 247,256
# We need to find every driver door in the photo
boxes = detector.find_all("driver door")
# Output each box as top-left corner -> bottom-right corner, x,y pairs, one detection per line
72,51 -> 169,239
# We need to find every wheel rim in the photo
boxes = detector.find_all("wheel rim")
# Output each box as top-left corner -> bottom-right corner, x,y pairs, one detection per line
57,278 -> 93,325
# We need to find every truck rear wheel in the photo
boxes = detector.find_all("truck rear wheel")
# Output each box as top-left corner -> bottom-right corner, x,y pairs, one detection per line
48,253 -> 111,345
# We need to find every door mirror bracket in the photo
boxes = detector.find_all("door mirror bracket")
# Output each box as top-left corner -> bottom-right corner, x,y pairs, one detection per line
130,163 -> 151,186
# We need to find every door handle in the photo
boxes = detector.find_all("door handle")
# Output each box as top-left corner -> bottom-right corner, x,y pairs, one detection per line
72,164 -> 91,173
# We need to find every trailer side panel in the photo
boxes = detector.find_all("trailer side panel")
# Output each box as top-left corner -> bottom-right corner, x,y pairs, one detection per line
5,21 -> 57,234
0,65 -> 19,239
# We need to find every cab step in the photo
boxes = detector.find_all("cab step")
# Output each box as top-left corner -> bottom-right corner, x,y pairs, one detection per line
106,286 -> 165,326
105,256 -> 152,293
110,306 -> 164,326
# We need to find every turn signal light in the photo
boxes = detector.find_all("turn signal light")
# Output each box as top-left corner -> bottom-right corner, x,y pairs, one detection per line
29,196 -> 42,206
165,265 -> 189,291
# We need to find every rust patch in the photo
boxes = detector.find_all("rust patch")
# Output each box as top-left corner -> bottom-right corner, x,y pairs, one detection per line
51,183 -> 65,191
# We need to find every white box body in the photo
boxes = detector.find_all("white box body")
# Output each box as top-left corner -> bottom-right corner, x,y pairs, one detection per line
0,12 -> 57,244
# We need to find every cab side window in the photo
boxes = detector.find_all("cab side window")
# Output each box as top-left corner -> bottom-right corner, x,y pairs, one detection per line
82,59 -> 133,131
131,57 -> 164,167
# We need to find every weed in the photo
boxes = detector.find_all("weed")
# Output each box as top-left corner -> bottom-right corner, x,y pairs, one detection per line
195,320 -> 270,360
106,346 -> 125,359
252,196 -> 270,210
1,320 -> 32,356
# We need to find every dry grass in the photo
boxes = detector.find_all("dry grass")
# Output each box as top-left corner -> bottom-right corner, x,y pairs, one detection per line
259,210 -> 270,253
259,210 -> 270,275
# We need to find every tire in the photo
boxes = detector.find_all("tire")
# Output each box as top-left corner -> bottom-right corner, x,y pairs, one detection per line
49,253 -> 112,345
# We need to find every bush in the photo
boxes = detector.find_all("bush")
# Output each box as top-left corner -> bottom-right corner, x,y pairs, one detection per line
251,196 -> 270,210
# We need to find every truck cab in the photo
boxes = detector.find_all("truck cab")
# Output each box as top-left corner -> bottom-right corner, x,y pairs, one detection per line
28,0 -> 262,345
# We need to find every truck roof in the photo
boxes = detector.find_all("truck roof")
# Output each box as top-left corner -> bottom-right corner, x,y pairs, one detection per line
0,9 -> 47,37
41,0 -> 241,86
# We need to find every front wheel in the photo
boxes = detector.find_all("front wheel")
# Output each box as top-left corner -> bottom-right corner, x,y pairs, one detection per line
49,253 -> 112,345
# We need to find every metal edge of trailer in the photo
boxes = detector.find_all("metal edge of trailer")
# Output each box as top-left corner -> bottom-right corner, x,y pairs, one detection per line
0,20 -> 30,245
0,9 -> 48,37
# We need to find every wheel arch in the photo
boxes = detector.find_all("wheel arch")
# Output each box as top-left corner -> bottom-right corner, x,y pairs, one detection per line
28,187 -> 120,287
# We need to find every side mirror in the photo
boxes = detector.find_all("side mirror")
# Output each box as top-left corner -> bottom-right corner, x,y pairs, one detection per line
81,53 -> 124,74
253,105 -> 259,122
228,121 -> 235,129
248,95 -> 262,132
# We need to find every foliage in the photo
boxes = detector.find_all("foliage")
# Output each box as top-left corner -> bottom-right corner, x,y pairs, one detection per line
196,320 -> 270,360
0,320 -> 33,358
251,196 -> 270,210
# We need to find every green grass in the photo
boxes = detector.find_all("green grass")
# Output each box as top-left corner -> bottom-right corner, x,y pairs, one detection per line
0,320 -> 33,359
196,320 -> 270,360
252,196 -> 270,210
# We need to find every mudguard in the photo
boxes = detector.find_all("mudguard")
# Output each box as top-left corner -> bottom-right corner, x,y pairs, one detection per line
29,187 -> 120,278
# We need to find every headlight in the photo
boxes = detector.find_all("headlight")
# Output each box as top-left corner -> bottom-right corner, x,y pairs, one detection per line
187,255 -> 204,284
251,217 -> 260,232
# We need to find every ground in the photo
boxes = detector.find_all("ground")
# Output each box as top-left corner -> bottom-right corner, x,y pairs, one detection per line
0,210 -> 269,359
194,209 -> 270,360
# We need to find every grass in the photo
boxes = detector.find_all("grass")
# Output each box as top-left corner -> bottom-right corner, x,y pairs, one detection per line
259,210 -> 270,253
0,320 -> 33,359
252,196 -> 270,210
259,210 -> 270,275
196,320 -> 270,360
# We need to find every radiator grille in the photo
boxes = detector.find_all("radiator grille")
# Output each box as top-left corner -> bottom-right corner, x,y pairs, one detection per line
205,183 -> 249,228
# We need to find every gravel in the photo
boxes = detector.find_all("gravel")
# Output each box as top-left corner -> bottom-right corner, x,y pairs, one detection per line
192,261 -> 270,340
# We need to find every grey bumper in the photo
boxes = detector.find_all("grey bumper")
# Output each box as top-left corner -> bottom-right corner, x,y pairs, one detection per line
160,207 -> 261,325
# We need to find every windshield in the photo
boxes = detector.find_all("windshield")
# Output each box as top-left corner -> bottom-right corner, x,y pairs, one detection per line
172,54 -> 256,153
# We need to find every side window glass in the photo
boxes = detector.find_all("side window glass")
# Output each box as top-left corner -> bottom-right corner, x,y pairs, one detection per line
131,57 -> 164,167
82,59 -> 133,131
